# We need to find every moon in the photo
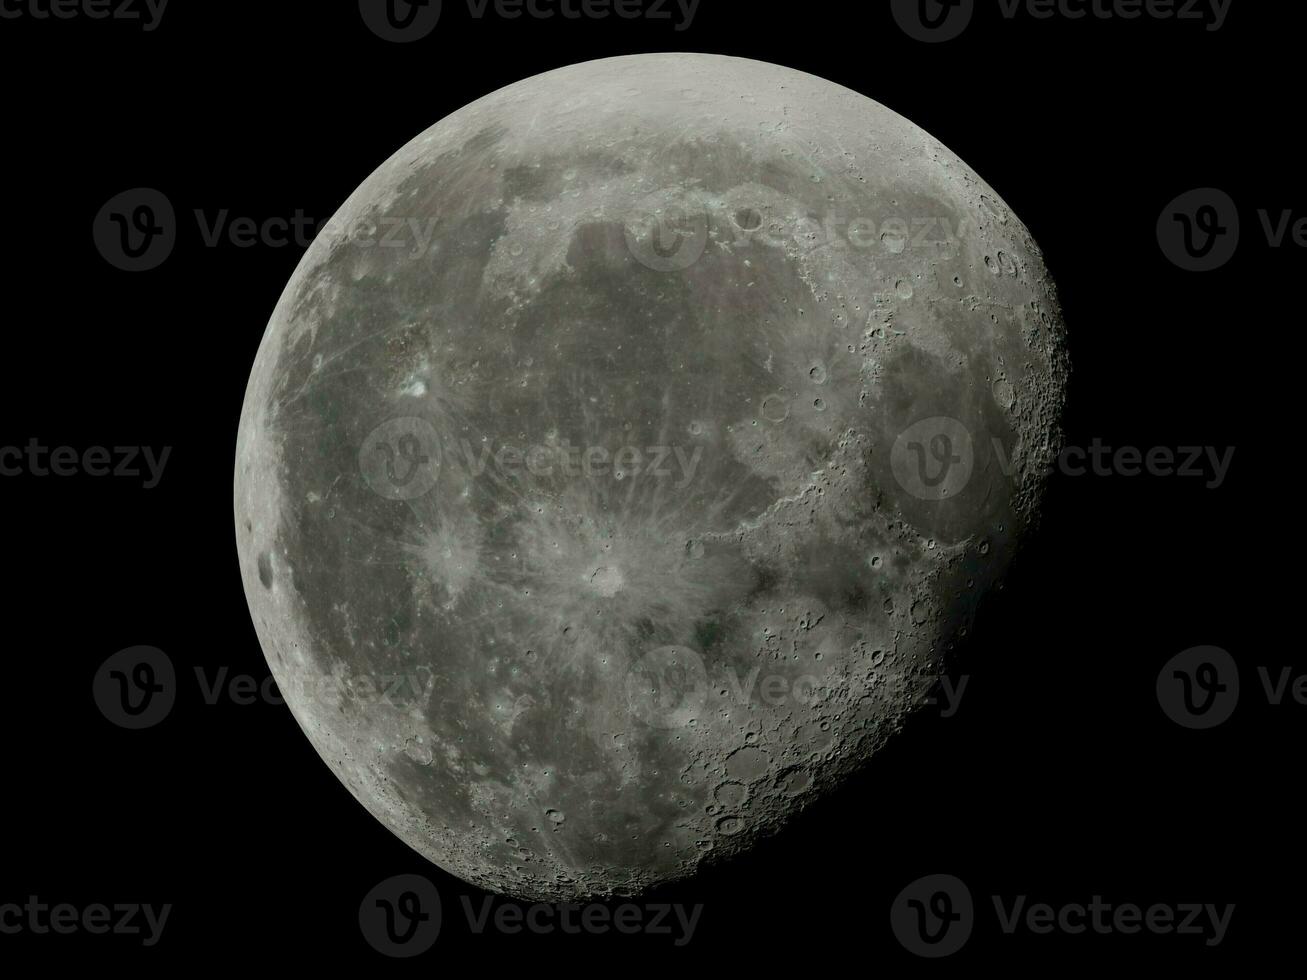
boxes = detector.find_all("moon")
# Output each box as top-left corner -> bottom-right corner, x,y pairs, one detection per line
235,53 -> 1068,900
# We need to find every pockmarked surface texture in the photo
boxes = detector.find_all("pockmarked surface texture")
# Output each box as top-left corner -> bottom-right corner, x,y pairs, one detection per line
235,54 -> 1069,900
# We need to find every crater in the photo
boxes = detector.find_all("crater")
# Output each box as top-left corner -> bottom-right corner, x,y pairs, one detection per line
257,552 -> 274,590
585,565 -> 625,597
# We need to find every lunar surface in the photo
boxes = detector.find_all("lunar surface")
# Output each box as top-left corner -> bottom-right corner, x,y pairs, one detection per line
235,54 -> 1068,900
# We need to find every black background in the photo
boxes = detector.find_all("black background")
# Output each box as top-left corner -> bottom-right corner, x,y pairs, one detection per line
1,0 -> 1288,968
